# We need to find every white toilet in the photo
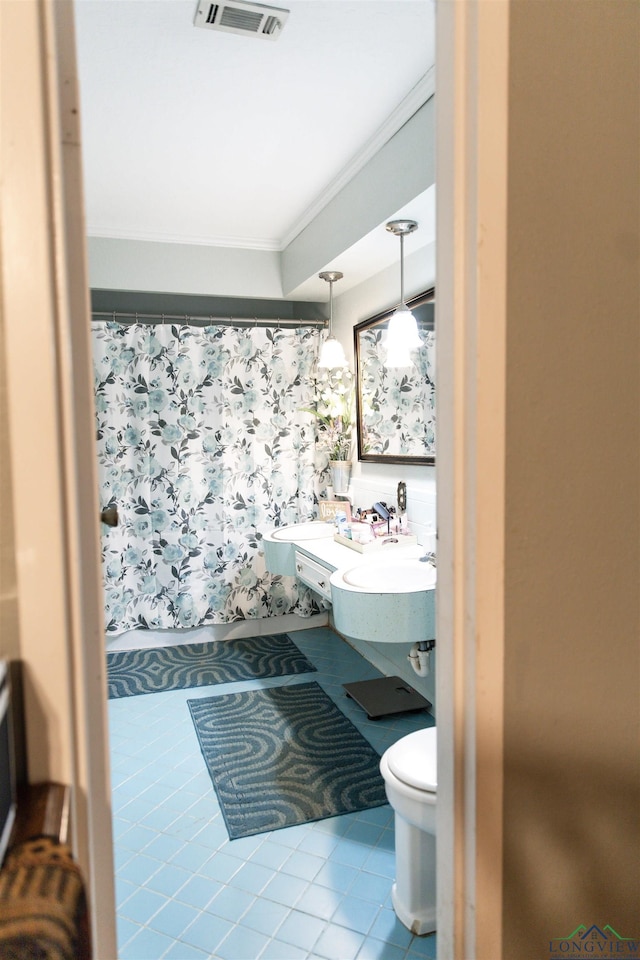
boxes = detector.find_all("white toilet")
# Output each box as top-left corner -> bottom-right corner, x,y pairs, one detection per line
380,726 -> 437,935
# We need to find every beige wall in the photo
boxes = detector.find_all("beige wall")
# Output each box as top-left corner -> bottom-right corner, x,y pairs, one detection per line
502,1 -> 639,952
0,308 -> 20,663
0,280 -> 26,781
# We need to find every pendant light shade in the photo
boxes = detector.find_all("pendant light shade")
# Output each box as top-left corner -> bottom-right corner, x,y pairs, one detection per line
318,270 -> 348,369
385,220 -> 421,366
318,336 -> 348,369
385,340 -> 414,368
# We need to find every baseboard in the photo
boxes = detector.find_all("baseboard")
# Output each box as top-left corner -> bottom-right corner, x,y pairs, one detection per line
105,611 -> 330,652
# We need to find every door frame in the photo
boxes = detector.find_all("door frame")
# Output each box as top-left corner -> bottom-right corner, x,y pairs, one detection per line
0,1 -> 116,955
435,3 -> 510,957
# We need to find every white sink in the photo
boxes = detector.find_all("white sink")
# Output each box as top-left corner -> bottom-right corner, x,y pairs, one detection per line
330,557 -> 436,643
262,520 -> 336,575
340,559 -> 437,593
271,521 -> 335,541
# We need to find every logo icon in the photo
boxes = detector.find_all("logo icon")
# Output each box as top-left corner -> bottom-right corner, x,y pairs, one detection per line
549,925 -> 640,959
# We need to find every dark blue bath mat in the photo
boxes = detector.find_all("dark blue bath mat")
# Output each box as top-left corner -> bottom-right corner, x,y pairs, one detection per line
107,634 -> 316,699
188,680 -> 387,839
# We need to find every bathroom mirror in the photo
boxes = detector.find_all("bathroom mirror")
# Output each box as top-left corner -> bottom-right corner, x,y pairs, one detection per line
355,289 -> 435,464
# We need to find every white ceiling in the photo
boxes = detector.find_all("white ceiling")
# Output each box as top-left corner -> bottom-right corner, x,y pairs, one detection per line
74,0 -> 435,300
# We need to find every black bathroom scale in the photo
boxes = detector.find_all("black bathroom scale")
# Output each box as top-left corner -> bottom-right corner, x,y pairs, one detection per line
343,676 -> 432,721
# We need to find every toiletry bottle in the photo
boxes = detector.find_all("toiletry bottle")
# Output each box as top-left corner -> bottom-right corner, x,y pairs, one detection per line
336,511 -> 348,538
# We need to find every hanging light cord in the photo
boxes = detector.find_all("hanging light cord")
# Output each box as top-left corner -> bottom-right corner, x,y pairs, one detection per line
386,218 -> 418,308
327,278 -> 335,336
317,270 -> 347,369
318,270 -> 344,335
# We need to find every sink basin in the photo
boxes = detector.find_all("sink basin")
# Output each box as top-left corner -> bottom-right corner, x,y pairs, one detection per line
330,558 -> 436,644
262,520 -> 336,575
341,559 -> 437,593
271,521 -> 335,541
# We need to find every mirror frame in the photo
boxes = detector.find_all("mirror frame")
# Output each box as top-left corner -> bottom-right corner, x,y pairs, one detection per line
354,287 -> 435,465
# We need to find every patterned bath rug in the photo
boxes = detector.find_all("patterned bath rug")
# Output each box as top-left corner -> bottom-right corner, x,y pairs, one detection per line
107,633 -> 316,699
187,680 -> 388,839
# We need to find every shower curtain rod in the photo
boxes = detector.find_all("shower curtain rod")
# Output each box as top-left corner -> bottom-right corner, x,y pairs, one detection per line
91,310 -> 327,329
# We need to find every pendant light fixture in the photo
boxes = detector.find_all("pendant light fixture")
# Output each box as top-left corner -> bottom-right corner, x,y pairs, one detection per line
318,270 -> 348,369
385,219 -> 422,366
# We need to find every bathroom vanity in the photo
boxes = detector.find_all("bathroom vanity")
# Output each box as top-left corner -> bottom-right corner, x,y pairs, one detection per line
262,521 -> 437,717
263,521 -> 435,642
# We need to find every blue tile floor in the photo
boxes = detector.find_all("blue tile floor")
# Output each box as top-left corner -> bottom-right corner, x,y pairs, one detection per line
109,626 -> 437,960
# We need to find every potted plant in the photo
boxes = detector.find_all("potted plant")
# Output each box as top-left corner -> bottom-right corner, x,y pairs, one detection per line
304,368 -> 354,495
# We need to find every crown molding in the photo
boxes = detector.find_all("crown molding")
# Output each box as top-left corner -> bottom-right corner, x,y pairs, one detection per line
86,228 -> 282,252
280,68 -> 435,250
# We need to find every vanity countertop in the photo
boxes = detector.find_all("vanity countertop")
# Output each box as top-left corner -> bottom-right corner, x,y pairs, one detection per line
288,533 -> 423,572
294,536 -> 356,571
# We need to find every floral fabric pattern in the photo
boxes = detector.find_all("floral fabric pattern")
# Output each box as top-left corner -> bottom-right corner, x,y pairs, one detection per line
93,322 -> 324,634
359,328 -> 436,459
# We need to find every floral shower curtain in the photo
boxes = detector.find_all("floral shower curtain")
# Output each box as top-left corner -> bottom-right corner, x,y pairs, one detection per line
93,322 -> 323,634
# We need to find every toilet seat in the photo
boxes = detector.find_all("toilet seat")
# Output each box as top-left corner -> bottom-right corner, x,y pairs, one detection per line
386,727 -> 437,792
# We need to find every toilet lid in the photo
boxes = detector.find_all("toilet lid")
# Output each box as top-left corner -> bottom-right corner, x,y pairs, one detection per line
386,727 -> 437,792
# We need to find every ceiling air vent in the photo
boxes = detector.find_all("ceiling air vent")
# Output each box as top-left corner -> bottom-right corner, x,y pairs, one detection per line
194,0 -> 289,41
